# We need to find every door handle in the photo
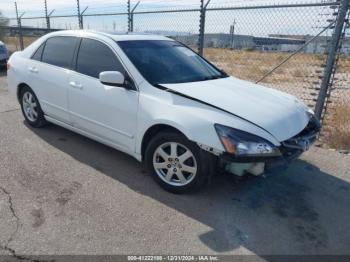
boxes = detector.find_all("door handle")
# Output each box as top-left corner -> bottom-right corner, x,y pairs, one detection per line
28,66 -> 38,73
69,81 -> 83,90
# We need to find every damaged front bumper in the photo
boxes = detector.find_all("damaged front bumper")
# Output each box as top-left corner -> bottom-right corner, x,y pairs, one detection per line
220,150 -> 302,176
219,115 -> 321,176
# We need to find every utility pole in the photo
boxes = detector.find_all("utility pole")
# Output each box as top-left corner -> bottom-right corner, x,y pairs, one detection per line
15,2 -> 25,50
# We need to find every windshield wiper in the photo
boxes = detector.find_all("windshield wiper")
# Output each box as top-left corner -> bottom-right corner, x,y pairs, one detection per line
201,74 -> 226,81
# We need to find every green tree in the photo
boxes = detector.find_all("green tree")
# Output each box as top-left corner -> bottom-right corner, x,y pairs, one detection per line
0,11 -> 9,41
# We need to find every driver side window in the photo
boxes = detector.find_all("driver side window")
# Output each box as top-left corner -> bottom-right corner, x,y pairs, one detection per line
76,38 -> 125,79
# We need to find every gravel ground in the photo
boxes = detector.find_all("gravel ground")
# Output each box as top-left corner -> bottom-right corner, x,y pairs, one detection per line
0,71 -> 349,258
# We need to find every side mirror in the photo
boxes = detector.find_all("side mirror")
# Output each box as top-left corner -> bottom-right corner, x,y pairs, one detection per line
99,71 -> 125,87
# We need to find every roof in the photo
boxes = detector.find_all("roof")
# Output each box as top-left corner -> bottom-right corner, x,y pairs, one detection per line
101,32 -> 173,41
46,30 -> 173,41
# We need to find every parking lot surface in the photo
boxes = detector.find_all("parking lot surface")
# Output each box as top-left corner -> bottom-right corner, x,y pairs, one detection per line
0,71 -> 350,257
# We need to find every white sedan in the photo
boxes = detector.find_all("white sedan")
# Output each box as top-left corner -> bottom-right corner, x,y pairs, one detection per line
7,30 -> 320,193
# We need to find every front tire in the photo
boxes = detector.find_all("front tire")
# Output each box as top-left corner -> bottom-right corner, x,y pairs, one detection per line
20,86 -> 47,128
145,131 -> 214,194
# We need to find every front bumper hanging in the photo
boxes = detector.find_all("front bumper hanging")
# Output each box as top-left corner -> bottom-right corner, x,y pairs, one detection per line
221,115 -> 321,175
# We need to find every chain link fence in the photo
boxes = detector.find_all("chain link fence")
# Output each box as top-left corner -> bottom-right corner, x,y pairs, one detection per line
1,0 -> 349,149
83,14 -> 128,31
321,7 -> 350,150
133,9 -> 200,48
202,3 -> 334,104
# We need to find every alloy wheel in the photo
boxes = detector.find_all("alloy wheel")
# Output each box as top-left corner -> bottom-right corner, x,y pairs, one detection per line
153,142 -> 198,186
22,91 -> 38,122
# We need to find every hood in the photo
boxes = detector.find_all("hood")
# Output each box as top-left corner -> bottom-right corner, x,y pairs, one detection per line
162,76 -> 310,142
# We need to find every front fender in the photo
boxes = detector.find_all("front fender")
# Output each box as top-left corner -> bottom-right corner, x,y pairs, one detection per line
135,117 -> 224,156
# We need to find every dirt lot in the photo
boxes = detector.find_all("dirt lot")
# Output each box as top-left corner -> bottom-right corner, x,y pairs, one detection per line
0,71 -> 350,258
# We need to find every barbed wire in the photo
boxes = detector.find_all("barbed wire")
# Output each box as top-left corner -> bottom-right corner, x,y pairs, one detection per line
1,0 -> 340,19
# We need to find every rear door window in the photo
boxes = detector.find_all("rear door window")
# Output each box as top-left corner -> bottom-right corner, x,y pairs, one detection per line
42,36 -> 78,69
76,38 -> 124,79
31,43 -> 45,61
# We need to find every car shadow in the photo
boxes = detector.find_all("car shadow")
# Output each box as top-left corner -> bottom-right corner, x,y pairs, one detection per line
27,122 -> 350,255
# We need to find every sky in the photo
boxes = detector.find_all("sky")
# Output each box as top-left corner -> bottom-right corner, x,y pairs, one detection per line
0,0 -> 337,37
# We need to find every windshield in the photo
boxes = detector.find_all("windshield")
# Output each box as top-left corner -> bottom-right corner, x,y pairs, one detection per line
117,40 -> 228,85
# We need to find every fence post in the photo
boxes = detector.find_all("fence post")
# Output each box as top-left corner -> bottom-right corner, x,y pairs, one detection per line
14,2 -> 24,50
76,0 -> 88,29
80,6 -> 88,30
44,0 -> 50,29
198,0 -> 211,56
127,0 -> 131,32
77,0 -> 81,29
130,1 -> 140,32
44,0 -> 55,30
314,0 -> 350,119
47,9 -> 55,30
230,19 -> 236,49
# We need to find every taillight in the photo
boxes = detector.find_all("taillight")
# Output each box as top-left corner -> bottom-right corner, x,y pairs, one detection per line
6,62 -> 10,71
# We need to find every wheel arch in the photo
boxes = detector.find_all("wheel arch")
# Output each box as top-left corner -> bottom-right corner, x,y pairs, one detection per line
140,124 -> 188,161
17,82 -> 29,102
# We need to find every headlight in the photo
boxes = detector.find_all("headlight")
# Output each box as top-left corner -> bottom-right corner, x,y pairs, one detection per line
214,124 -> 281,157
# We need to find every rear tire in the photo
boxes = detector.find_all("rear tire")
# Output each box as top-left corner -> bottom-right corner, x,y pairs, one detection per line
145,131 -> 214,194
19,86 -> 47,128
